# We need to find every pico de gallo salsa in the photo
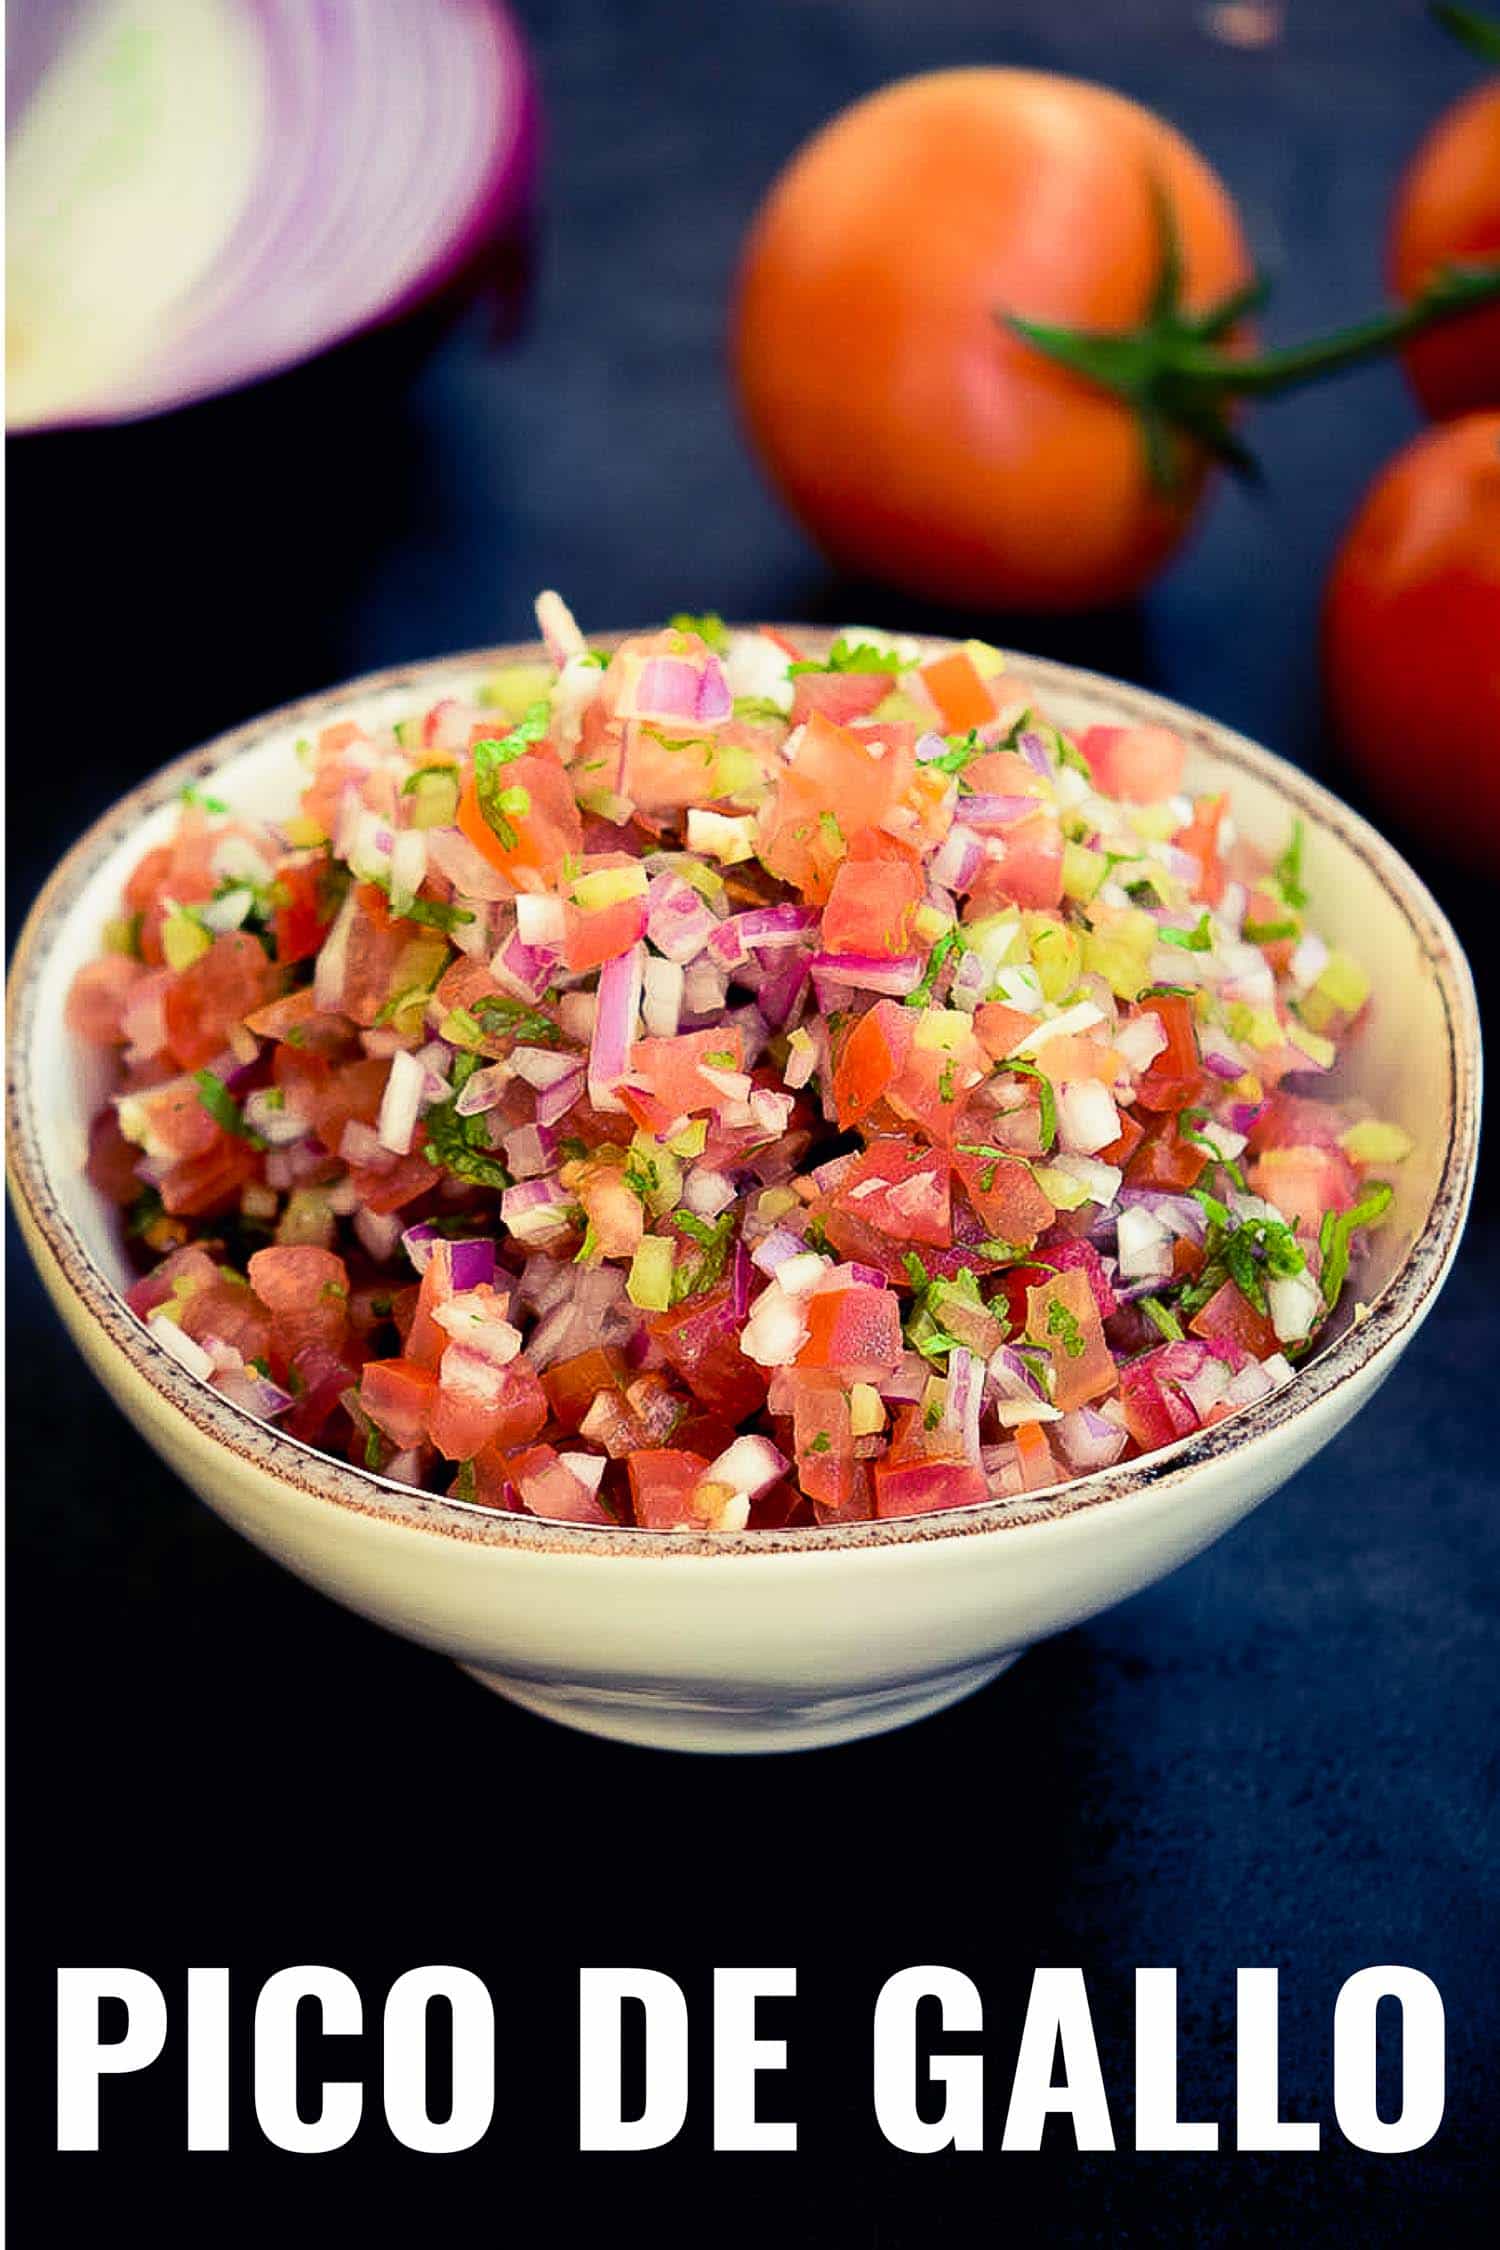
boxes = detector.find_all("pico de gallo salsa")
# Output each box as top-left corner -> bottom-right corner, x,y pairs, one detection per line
68,597 -> 1411,1531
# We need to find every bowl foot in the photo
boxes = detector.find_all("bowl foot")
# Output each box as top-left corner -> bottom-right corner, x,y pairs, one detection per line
454,1653 -> 1024,1753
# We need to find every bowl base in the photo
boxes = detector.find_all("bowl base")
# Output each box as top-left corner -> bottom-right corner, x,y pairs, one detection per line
455,1653 -> 1023,1753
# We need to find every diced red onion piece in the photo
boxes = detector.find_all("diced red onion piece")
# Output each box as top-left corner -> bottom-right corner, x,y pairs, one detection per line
929,825 -> 983,893
682,1166 -> 736,1220
355,1207 -> 405,1263
588,942 -> 644,1113
534,1064 -> 586,1127
1055,1079 -> 1121,1157
455,1061 -> 510,1117
502,1122 -> 556,1179
427,825 -> 516,902
961,793 -> 1040,831
642,955 -> 685,1038
490,930 -> 558,1003
811,951 -> 924,998
516,892 -> 566,946
1055,1407 -> 1128,1470
706,1434 -> 789,1501
536,590 -> 585,667
376,1048 -> 425,1154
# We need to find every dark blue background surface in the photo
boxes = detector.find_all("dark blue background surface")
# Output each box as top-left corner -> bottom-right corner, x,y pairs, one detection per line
7,1 -> 1496,2237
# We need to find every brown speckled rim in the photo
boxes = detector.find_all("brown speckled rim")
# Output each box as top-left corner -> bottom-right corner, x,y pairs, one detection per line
6,633 -> 1482,1559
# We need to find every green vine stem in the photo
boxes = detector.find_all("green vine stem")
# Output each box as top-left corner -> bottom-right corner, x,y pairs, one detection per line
1001,188 -> 1500,494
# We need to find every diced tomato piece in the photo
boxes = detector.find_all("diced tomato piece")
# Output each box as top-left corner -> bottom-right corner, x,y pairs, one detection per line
562,895 -> 649,972
159,1135 -> 260,1217
247,985 -> 352,1053
1247,1094 -> 1351,1156
429,1353 -> 548,1462
1098,1107 -> 1145,1168
650,1284 -> 768,1423
789,1379 -> 855,1509
162,932 -> 278,1072
793,709 -> 915,835
821,854 -> 923,957
630,1027 -> 745,1116
1173,794 -> 1227,906
1024,1267 -> 1117,1411
509,1444 -> 614,1525
248,1245 -> 351,1368
789,670 -> 892,729
127,1244 -> 219,1319
795,1282 -> 903,1382
919,648 -> 996,732
1129,994 -> 1202,1112
273,860 -> 334,965
1012,1421 -> 1059,1491
1187,1278 -> 1281,1362
360,1358 -> 441,1450
951,1146 -> 1055,1248
542,1348 -> 630,1432
873,1456 -> 989,1518
1078,724 -> 1187,803
626,1448 -> 713,1530
831,1141 -> 952,1247
1125,1114 -> 1207,1192
67,955 -> 145,1045
456,749 -> 583,882
964,810 -> 1064,911
1118,1352 -> 1199,1450
832,1000 -> 913,1130
405,1240 -> 462,1371
973,1002 -> 1041,1062
179,1278 -> 272,1364
346,1148 -> 439,1214
998,1236 -> 1118,1327
1248,1145 -> 1359,1235
86,1110 -> 146,1204
281,1341 -> 361,1445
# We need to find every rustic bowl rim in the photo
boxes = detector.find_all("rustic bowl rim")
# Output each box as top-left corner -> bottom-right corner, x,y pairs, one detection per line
6,632 -> 1482,1559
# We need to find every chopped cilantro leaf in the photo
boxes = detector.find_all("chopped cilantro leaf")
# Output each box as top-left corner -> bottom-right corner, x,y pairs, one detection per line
787,635 -> 910,677
1159,912 -> 1214,953
669,611 -> 731,654
1318,1181 -> 1393,1311
194,1069 -> 266,1148
1045,1297 -> 1087,1359
1139,1295 -> 1185,1342
1273,819 -> 1309,910
904,927 -> 964,1009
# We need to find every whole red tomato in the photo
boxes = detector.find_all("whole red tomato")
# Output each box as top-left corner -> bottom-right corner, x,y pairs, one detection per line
1323,412 -> 1500,861
732,70 -> 1252,612
1389,75 -> 1500,417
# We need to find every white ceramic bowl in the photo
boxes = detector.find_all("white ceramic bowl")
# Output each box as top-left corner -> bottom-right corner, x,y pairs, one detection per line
6,639 -> 1481,1753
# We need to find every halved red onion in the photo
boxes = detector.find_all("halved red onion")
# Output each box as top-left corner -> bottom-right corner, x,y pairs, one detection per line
9,1 -> 539,433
